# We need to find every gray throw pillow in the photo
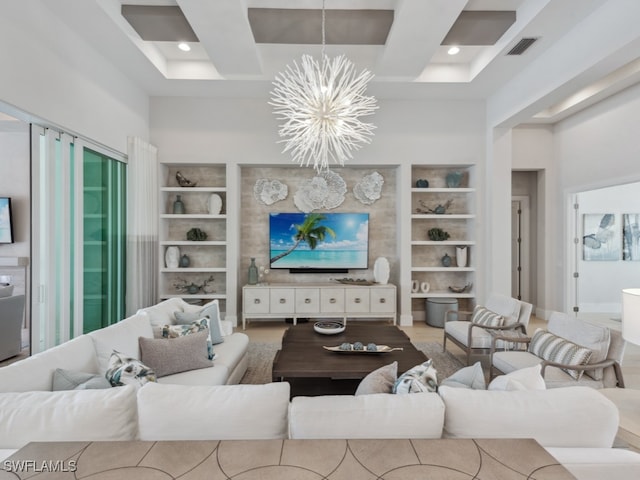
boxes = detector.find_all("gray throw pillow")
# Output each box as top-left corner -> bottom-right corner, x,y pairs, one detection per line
52,368 -> 112,391
139,330 -> 212,378
440,362 -> 486,390
355,361 -> 398,395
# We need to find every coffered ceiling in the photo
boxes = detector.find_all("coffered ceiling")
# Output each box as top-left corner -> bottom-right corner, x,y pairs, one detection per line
21,1 -> 640,124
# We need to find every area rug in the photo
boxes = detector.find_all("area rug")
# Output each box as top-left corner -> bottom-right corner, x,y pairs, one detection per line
239,341 -> 465,385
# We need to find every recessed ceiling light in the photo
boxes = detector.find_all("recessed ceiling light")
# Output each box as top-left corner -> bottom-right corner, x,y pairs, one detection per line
178,43 -> 191,52
448,46 -> 460,55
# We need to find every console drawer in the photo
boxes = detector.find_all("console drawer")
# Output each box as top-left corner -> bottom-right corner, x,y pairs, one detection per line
270,288 -> 295,314
370,287 -> 396,314
295,288 -> 320,313
244,288 -> 270,314
320,288 -> 345,313
345,288 -> 370,313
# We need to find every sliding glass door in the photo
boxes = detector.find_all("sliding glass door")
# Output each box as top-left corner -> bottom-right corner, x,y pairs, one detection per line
31,127 -> 126,352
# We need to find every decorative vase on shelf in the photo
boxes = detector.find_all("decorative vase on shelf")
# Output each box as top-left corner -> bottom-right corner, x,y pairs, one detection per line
173,195 -> 185,214
415,179 -> 429,188
165,246 -> 180,269
208,193 -> 223,215
441,253 -> 452,267
179,254 -> 190,268
456,246 -> 468,267
373,257 -> 390,284
248,258 -> 259,285
445,171 -> 463,188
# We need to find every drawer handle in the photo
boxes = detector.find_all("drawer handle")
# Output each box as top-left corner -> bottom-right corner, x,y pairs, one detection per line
254,299 -> 261,304
380,298 -> 386,303
355,298 -> 361,304
280,298 -> 286,304
330,298 -> 336,304
305,298 -> 311,304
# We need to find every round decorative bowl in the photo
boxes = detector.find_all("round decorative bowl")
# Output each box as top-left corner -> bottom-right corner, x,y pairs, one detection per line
314,321 -> 345,335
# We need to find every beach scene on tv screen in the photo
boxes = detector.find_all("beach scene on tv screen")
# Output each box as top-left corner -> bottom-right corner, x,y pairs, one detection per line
270,212 -> 369,269
0,198 -> 11,243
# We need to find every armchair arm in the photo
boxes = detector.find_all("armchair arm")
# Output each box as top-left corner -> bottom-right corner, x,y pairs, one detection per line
540,359 -> 625,387
489,334 -> 531,356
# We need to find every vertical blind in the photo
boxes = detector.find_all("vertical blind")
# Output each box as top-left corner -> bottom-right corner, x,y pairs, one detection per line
30,126 -> 127,352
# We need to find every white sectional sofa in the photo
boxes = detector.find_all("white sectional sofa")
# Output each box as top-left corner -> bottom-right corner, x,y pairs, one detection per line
1,298 -> 639,479
0,298 -> 249,394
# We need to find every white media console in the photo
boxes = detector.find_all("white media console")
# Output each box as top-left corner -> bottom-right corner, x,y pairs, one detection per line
242,283 -> 397,329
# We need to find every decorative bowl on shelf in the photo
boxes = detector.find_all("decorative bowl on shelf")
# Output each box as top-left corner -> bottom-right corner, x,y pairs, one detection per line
314,321 -> 346,335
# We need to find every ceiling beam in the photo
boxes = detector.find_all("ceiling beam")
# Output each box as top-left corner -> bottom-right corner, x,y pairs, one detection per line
375,0 -> 467,79
178,0 -> 262,76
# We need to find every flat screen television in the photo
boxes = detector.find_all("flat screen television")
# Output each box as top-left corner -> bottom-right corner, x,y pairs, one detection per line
0,197 -> 14,244
269,212 -> 369,272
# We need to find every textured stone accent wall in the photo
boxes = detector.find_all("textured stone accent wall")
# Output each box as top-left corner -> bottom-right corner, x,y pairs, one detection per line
240,166 -> 398,287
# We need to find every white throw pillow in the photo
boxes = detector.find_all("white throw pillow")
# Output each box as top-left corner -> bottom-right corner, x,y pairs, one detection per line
440,362 -> 486,389
488,364 -> 546,391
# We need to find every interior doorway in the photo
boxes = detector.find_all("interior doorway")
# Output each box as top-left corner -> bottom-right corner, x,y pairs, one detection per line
512,171 -> 539,307
511,197 -> 530,301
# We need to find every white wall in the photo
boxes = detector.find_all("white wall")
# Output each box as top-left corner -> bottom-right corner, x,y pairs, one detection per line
0,128 -> 30,298
150,96 -> 486,322
576,182 -> 640,313
0,0 -> 149,153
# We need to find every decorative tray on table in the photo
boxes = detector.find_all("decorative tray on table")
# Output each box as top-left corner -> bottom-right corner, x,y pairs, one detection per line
323,343 -> 403,354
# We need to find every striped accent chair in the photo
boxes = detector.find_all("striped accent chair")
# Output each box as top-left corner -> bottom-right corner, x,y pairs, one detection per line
443,294 -> 533,365
490,311 -> 625,388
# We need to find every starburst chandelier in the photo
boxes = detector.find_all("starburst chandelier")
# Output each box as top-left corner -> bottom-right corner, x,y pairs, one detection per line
269,0 -> 378,173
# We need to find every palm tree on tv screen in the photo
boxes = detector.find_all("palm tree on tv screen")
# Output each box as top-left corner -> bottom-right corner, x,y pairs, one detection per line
270,213 -> 336,264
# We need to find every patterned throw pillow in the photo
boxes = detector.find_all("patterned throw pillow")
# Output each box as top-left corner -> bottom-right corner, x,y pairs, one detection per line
528,329 -> 593,380
471,305 -> 504,327
393,360 -> 438,394
174,310 -> 224,345
163,320 -> 215,360
105,351 -> 157,388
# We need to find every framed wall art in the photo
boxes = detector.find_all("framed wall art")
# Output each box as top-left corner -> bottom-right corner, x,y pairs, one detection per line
623,213 -> 640,261
582,213 -> 619,261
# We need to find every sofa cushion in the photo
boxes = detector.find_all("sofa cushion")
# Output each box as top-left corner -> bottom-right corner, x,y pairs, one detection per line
106,351 -> 157,388
440,361 -> 485,389
548,313 -> 611,381
471,305 -> 504,327
52,368 -> 111,391
438,386 -> 619,448
139,330 -> 212,378
529,329 -> 593,380
355,361 -> 397,395
289,392 -> 445,439
209,333 -> 250,376
89,312 -> 154,373
488,364 -> 546,391
0,334 -> 98,392
444,321 -> 494,348
0,385 -> 138,449
137,382 -> 290,440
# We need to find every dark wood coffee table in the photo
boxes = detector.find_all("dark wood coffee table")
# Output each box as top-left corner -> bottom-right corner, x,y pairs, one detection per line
272,324 -> 427,396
